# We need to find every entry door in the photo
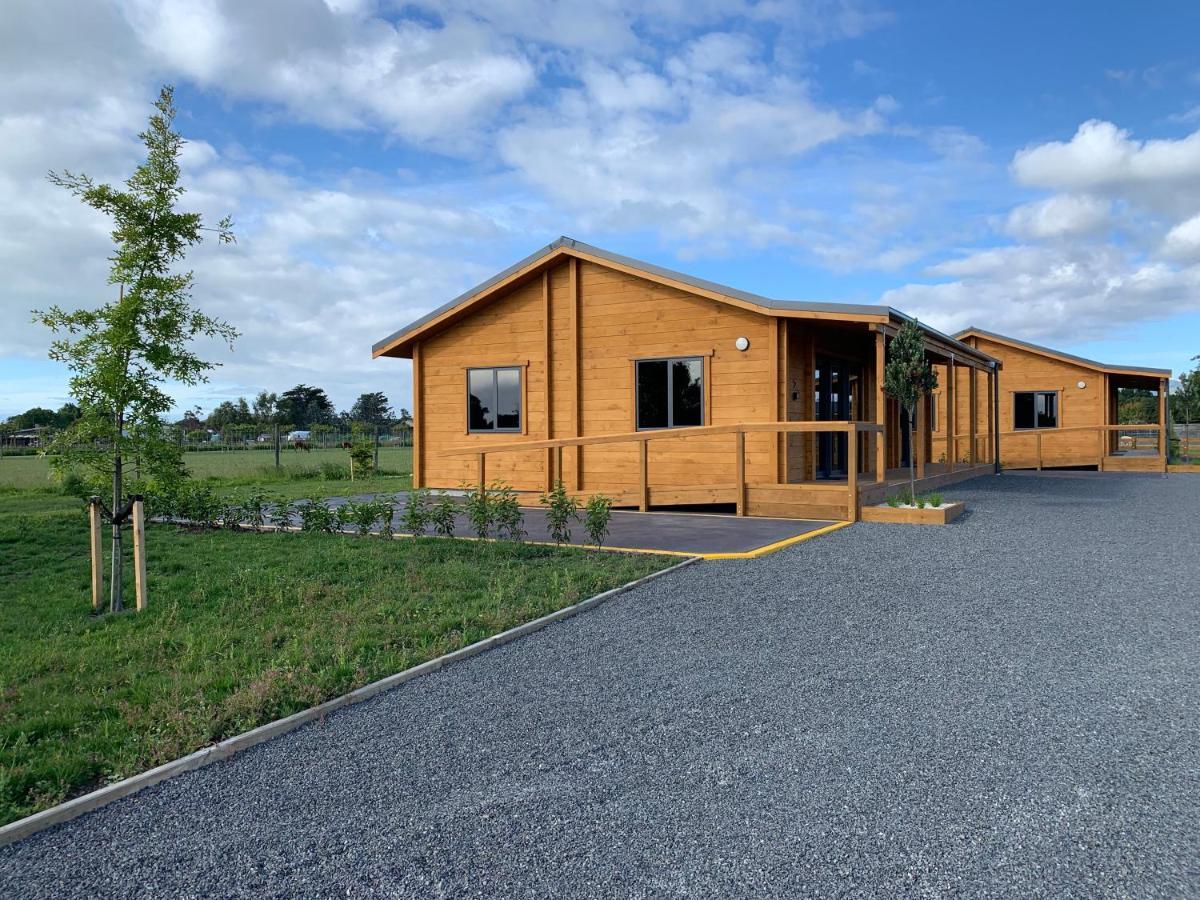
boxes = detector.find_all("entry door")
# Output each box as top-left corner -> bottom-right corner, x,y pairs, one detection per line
815,357 -> 859,479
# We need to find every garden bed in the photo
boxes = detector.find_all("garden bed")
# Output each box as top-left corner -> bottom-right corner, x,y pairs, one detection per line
861,500 -> 965,525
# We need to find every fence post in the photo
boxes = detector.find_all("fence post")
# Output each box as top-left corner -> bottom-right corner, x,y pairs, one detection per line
132,496 -> 148,612
89,497 -> 103,612
274,424 -> 281,469
374,425 -> 380,471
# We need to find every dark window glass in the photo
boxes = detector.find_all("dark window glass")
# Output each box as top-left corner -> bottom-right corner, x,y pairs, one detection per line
496,368 -> 521,430
637,357 -> 704,429
1014,392 -> 1035,429
671,359 -> 703,427
637,360 -> 669,429
467,367 -> 521,432
1036,392 -> 1057,428
1014,391 -> 1056,429
468,369 -> 495,431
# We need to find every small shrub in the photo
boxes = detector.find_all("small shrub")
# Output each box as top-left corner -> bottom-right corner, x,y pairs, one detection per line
915,496 -> 927,509
180,483 -> 220,528
927,491 -> 943,508
400,489 -> 430,536
271,496 -> 298,530
491,482 -> 526,543
239,491 -> 269,531
298,495 -> 338,533
583,494 -> 613,548
318,461 -> 347,481
376,494 -> 397,538
343,500 -> 380,536
463,482 -> 496,540
429,495 -> 458,537
541,480 -> 579,546
221,494 -> 244,529
885,494 -> 900,508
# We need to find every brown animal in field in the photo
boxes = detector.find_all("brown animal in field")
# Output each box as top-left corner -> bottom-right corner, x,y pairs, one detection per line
340,441 -> 352,449
292,440 -> 310,452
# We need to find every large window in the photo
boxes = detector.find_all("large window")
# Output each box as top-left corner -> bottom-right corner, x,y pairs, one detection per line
1014,391 -> 1058,430
636,357 -> 704,429
468,367 -> 522,432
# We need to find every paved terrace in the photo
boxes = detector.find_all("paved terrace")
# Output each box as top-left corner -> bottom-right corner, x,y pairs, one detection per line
3,471 -> 1198,897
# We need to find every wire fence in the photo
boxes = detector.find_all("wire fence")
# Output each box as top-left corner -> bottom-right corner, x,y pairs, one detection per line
0,424 -> 414,465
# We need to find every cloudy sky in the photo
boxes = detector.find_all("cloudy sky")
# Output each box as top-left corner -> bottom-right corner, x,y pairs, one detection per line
3,0 -> 1199,419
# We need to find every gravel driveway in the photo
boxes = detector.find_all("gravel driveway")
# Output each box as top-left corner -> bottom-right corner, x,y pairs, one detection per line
3,472 -> 1198,897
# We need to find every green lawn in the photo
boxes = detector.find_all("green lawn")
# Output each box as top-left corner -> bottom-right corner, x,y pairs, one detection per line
0,483 -> 674,827
0,446 -> 413,498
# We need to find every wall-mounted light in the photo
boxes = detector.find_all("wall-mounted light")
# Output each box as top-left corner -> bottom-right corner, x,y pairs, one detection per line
1077,380 -> 1087,389
735,337 -> 750,351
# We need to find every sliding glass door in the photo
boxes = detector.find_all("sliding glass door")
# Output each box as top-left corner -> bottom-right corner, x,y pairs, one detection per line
814,356 -> 861,479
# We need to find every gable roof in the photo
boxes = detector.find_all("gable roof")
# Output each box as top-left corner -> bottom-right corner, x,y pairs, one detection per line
955,327 -> 1171,378
373,236 -> 995,366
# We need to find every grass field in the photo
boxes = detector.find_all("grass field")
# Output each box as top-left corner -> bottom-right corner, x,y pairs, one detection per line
0,455 -> 674,828
0,446 -> 413,498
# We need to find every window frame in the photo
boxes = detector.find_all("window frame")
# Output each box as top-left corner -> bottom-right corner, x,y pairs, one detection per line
466,365 -> 524,434
1013,390 -> 1059,430
634,355 -> 706,431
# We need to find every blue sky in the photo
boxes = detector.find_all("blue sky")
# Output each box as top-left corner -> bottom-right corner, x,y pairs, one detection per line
2,0 -> 1199,419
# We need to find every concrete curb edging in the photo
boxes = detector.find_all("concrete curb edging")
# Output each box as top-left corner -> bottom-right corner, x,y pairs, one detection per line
0,555 -> 701,848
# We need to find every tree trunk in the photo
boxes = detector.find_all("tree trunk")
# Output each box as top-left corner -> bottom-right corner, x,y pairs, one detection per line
908,406 -> 917,504
110,424 -> 124,614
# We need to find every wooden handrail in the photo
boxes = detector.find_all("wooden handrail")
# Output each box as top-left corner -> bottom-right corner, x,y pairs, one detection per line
441,420 -> 883,457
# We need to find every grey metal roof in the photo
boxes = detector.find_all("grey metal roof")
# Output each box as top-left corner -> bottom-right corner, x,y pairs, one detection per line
372,236 -> 993,364
955,326 -> 1171,377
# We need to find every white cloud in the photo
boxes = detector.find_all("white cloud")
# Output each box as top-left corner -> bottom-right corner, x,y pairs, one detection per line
1162,214 -> 1200,261
1012,119 -> 1200,216
885,244 -> 1200,341
1005,193 -> 1110,240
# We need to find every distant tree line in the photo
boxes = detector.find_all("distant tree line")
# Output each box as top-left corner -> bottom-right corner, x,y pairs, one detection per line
174,386 -> 411,433
4,388 -> 411,437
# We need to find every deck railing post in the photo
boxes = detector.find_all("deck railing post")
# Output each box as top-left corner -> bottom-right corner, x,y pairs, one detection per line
555,446 -> 563,487
638,438 -> 649,512
735,429 -> 746,516
1035,432 -> 1042,471
477,452 -> 486,492
846,425 -> 858,522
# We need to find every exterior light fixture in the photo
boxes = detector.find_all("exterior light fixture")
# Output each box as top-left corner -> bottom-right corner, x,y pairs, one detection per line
735,337 -> 750,351
1077,380 -> 1087,389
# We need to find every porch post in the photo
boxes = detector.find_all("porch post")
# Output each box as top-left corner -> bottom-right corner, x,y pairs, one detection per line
875,330 -> 886,483
986,368 -> 994,466
915,392 -> 926,480
1100,373 -> 1109,472
946,356 -> 956,473
993,364 -> 1001,473
846,425 -> 858,522
1159,377 -> 1168,469
968,365 -> 978,466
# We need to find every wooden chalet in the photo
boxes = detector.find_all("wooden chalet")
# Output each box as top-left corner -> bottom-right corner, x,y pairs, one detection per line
950,328 -> 1171,472
373,238 -> 1001,522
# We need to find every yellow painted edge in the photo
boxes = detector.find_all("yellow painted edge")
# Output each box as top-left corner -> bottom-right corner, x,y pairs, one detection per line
698,520 -> 853,560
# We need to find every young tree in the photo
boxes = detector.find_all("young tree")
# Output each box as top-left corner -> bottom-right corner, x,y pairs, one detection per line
883,319 -> 938,502
34,86 -> 236,612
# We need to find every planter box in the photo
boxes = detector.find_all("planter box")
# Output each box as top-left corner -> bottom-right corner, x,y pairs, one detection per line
860,501 -> 965,525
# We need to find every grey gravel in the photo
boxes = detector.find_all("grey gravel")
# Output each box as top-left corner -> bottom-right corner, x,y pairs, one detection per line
3,471 -> 1199,898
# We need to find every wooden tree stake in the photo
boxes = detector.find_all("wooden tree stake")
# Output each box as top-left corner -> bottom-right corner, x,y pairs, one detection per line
89,497 -> 103,612
132,497 -> 148,612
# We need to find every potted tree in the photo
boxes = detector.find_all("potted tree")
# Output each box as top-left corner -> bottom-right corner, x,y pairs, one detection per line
884,319 -> 938,507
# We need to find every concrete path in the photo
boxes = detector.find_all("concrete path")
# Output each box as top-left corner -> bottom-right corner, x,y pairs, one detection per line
3,472 -> 1198,897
